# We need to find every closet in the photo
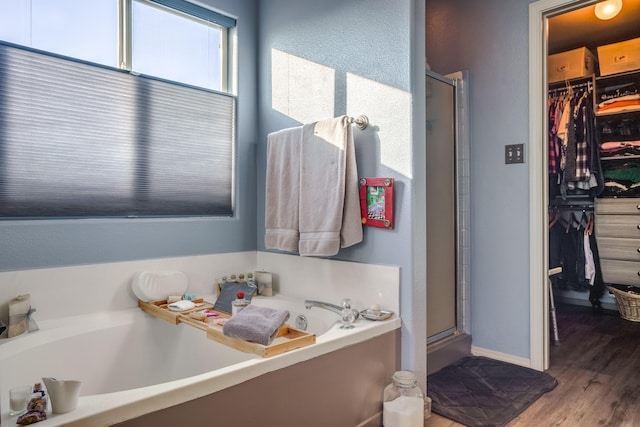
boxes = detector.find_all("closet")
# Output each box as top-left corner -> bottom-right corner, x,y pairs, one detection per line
547,3 -> 640,317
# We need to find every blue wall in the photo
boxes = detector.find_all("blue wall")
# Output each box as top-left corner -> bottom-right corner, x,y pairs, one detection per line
427,0 -> 534,359
0,0 -> 259,271
1,0 -> 430,372
257,0 -> 426,372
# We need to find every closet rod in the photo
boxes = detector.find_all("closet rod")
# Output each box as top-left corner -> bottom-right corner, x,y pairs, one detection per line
549,199 -> 594,210
548,80 -> 592,95
552,204 -> 594,211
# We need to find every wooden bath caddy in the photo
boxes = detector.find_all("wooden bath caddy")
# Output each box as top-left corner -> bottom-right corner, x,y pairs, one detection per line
138,298 -> 214,325
138,299 -> 316,358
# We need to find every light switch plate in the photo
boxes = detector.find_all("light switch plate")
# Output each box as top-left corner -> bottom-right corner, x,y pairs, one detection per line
505,144 -> 524,164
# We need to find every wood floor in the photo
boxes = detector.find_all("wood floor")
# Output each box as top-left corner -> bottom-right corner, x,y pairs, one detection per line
426,302 -> 640,427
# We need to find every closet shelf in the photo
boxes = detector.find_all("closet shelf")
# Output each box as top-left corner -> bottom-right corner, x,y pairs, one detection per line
596,107 -> 640,117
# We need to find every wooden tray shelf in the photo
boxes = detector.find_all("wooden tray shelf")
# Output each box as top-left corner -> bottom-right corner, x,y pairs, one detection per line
138,299 -> 316,358
207,322 -> 316,358
138,298 -> 214,325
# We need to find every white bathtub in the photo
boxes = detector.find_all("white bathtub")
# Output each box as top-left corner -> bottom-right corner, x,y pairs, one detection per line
0,295 -> 400,426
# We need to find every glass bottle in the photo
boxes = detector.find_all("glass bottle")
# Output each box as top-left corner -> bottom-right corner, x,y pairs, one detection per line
382,371 -> 424,427
231,291 -> 249,316
26,382 -> 48,414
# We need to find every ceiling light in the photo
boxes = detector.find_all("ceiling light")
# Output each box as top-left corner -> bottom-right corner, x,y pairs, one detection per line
594,0 -> 623,20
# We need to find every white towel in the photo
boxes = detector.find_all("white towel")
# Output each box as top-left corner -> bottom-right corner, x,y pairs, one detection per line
299,116 -> 363,256
265,127 -> 302,252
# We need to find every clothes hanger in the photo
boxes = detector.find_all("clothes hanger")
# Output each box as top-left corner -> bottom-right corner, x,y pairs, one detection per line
585,212 -> 594,236
580,210 -> 589,229
565,211 -> 575,233
548,208 -> 560,229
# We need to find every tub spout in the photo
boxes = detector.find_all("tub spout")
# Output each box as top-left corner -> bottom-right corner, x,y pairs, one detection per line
304,299 -> 360,329
304,300 -> 343,315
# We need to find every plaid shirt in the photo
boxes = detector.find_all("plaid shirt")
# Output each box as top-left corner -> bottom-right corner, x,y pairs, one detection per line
575,140 -> 590,181
574,103 -> 591,181
548,99 -> 561,175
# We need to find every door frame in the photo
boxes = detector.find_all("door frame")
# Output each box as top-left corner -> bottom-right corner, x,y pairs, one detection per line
528,0 -> 599,371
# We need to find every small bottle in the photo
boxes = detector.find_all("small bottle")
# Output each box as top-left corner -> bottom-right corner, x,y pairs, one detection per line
382,371 -> 424,427
231,291 -> 249,316
29,383 -> 47,412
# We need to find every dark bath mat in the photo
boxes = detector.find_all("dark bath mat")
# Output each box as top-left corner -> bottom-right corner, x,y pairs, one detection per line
427,356 -> 557,427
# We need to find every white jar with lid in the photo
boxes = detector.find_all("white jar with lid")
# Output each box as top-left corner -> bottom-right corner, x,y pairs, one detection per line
382,371 -> 424,427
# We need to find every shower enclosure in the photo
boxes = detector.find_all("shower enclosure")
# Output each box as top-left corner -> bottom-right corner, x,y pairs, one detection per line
425,70 -> 471,374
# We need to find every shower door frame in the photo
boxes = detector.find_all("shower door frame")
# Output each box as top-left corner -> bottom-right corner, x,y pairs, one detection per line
426,69 -> 470,345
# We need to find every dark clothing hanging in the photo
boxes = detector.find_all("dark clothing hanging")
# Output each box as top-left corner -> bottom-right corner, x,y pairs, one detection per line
548,213 -> 603,311
548,80 -> 604,310
564,97 -> 578,181
549,221 -> 587,292
587,233 -> 605,312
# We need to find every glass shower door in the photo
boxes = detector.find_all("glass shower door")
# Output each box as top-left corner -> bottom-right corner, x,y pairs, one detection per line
426,71 -> 457,342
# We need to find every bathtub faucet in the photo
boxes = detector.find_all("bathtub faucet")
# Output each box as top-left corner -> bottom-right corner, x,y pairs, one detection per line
304,298 -> 360,329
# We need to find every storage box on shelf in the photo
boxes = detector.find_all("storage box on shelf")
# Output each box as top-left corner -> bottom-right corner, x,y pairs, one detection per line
548,47 -> 598,83
597,37 -> 640,77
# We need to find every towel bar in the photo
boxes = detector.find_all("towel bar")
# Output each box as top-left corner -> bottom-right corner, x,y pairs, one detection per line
349,115 -> 369,130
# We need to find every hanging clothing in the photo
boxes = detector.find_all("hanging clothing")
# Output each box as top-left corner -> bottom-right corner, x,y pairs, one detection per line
548,83 -> 602,200
587,232 -> 605,312
584,233 -> 595,286
548,208 -> 604,310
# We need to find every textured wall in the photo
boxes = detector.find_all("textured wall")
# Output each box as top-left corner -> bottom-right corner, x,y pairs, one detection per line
257,0 -> 426,375
426,0 -> 534,359
0,0 -> 428,378
0,0 -> 259,271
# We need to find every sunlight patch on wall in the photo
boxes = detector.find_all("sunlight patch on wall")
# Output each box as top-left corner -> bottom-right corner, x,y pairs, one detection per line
271,48 -> 335,124
346,73 -> 412,178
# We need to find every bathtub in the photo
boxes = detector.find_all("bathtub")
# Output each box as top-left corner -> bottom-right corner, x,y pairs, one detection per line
0,294 -> 400,426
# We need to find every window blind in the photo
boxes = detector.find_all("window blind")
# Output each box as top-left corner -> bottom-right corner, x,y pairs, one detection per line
0,42 -> 235,219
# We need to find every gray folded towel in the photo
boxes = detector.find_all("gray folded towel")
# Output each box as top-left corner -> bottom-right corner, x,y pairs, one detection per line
222,304 -> 290,346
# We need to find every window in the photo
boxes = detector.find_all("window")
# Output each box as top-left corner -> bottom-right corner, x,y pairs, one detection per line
0,0 -> 118,67
0,0 -> 236,219
132,0 -> 226,91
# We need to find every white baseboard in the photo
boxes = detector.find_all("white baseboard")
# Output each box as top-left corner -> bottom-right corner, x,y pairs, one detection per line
471,346 -> 532,369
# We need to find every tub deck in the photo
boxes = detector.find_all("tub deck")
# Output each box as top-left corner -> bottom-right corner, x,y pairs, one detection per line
1,296 -> 400,427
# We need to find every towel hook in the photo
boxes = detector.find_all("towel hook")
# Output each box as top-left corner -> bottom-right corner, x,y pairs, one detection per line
349,115 -> 369,130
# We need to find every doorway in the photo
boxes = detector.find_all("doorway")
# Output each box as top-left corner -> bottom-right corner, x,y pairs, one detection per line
530,0 -> 640,370
529,0 -> 596,372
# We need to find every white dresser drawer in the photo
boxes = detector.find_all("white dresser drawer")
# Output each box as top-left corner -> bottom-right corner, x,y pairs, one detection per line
595,214 -> 640,238
600,259 -> 640,286
596,198 -> 640,215
597,237 -> 640,261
